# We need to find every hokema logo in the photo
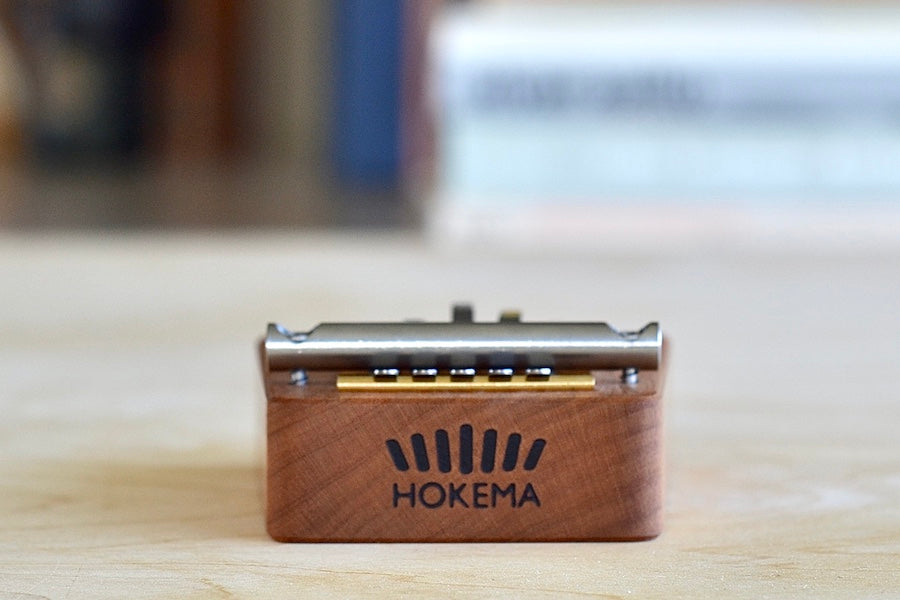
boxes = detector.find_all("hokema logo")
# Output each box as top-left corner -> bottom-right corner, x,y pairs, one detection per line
385,424 -> 545,509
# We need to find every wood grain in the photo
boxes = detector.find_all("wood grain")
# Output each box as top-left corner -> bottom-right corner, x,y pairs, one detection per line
266,367 -> 665,542
0,233 -> 897,598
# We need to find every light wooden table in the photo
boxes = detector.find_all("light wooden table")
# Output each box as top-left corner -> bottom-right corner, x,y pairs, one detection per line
1,232 -> 897,598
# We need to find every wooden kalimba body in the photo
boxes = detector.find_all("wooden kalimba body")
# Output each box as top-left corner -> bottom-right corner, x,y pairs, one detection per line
263,307 -> 666,542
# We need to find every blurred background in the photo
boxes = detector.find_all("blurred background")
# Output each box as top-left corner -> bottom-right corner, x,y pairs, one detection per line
0,0 -> 897,246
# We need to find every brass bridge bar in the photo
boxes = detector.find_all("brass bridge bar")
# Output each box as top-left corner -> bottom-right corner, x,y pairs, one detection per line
336,373 -> 596,392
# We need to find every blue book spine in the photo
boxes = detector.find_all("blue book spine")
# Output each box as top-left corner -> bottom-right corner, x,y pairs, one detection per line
332,0 -> 403,189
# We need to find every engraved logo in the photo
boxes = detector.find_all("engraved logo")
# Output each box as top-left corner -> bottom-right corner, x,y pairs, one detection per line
385,424 -> 545,509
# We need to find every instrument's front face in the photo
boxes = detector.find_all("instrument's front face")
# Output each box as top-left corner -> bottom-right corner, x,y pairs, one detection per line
262,305 -> 667,542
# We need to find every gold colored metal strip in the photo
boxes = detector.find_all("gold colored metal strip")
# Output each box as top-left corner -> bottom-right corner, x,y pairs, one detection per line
336,373 -> 596,392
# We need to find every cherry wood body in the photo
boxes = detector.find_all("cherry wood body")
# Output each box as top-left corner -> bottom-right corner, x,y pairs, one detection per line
265,361 -> 665,542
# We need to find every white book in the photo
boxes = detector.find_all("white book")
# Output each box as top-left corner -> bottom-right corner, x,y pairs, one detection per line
426,3 -> 900,249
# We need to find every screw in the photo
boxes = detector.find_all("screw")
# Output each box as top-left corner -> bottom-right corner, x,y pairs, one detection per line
290,369 -> 308,386
622,367 -> 638,385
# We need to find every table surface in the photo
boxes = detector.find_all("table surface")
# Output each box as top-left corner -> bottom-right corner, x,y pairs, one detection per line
1,232 -> 897,599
